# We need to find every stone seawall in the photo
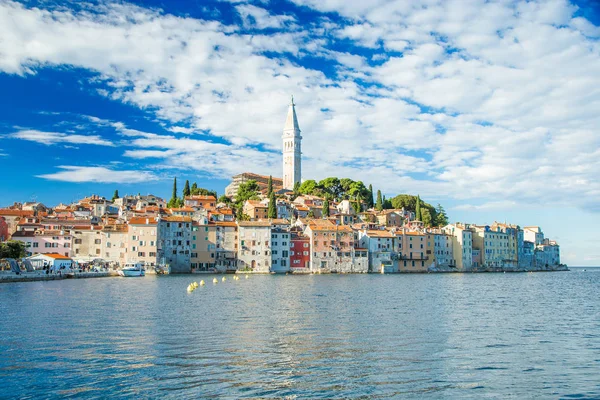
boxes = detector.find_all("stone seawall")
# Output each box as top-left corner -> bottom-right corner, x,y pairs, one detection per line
0,271 -> 118,283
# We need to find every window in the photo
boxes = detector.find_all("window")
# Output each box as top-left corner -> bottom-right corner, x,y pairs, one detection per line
96,249 -> 101,255
64,243 -> 70,248
149,252 -> 156,257
303,251 -> 308,256
172,250 -> 176,255
304,243 -> 309,248
138,252 -> 145,257
33,242 -> 38,248
192,244 -> 196,249
94,239 -> 101,245
282,251 -> 288,257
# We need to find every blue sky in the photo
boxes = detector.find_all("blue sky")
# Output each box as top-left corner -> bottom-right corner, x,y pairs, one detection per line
1,0 -> 600,265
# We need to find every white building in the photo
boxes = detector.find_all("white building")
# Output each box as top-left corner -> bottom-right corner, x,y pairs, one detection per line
358,230 -> 398,273
282,96 -> 302,190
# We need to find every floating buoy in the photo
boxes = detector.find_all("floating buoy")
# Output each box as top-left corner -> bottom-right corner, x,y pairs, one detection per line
222,277 -> 226,282
213,278 -> 218,283
245,275 -> 249,279
200,280 -> 205,286
187,284 -> 194,292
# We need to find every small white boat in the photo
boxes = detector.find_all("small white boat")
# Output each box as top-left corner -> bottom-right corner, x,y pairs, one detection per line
118,262 -> 145,277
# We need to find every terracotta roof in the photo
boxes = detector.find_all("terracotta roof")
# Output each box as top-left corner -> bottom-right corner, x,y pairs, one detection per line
41,253 -> 72,260
0,209 -> 34,217
161,216 -> 193,222
307,220 -> 352,232
185,195 -> 217,201
168,207 -> 195,212
237,220 -> 271,227
365,230 -> 395,238
128,217 -> 158,225
215,221 -> 237,227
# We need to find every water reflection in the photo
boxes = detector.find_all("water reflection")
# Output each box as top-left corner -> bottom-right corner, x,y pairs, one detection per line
1,271 -> 599,398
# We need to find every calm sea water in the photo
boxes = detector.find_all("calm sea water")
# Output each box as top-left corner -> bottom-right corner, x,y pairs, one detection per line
1,269 -> 599,399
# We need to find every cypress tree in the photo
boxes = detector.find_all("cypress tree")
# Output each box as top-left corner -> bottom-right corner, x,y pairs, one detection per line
267,175 -> 273,197
322,198 -> 330,217
368,184 -> 374,208
376,190 -> 383,211
415,195 -> 422,221
268,192 -> 277,219
168,177 -> 178,208
112,189 -> 119,202
183,180 -> 191,197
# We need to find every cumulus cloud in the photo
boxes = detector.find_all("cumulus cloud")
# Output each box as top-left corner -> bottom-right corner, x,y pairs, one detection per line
37,166 -> 158,183
1,0 -> 600,212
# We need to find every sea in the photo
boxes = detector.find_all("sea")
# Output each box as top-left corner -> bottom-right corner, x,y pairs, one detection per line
1,268 -> 599,399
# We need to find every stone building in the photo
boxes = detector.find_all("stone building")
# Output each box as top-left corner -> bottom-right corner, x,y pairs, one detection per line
157,216 -> 192,273
237,220 -> 272,273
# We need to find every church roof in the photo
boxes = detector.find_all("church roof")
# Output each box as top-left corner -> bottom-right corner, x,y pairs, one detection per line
284,96 -> 300,132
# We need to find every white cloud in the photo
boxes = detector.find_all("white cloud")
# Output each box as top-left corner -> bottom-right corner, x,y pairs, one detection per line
9,130 -> 113,146
37,166 -> 158,183
1,0 -> 600,215
235,4 -> 295,29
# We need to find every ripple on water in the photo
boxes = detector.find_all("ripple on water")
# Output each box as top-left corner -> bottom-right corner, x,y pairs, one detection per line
1,272 -> 600,398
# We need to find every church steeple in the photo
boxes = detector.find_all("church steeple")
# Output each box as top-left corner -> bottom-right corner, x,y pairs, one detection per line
284,95 -> 300,133
282,96 -> 302,190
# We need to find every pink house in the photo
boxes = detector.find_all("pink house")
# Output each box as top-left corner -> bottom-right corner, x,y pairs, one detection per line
11,230 -> 72,257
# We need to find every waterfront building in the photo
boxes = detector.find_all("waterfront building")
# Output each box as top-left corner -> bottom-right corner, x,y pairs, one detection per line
523,226 -> 544,245
12,229 -> 72,257
214,221 -> 238,272
305,219 -> 366,273
426,232 -> 455,269
536,239 -> 560,268
100,224 -> 128,265
396,231 -> 428,272
126,217 -> 158,268
71,226 -> 105,262
282,96 -> 302,190
290,232 -> 310,271
492,222 -> 519,268
443,223 -> 473,271
271,225 -> 291,273
157,216 -> 192,273
472,225 -> 510,269
358,229 -> 398,273
238,220 -> 272,273
27,253 -> 73,271
191,221 -> 216,272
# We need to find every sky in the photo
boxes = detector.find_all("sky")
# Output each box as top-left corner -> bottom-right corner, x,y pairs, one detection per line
1,0 -> 600,265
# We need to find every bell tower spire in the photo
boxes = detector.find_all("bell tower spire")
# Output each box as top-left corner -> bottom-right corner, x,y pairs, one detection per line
283,96 -> 302,190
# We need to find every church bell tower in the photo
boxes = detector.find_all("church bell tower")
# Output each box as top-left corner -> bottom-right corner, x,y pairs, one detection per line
282,96 -> 302,190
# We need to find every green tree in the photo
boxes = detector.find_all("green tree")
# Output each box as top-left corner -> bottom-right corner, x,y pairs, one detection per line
218,195 -> 232,205
415,195 -> 422,221
421,208 -> 432,227
435,204 -> 448,226
383,198 -> 393,209
111,189 -> 119,202
319,177 -> 341,200
191,182 -> 198,193
168,177 -> 179,208
299,179 -> 319,195
368,184 -> 374,208
268,192 -> 277,219
322,197 -> 330,217
307,209 -> 315,218
339,178 -> 354,198
183,180 -> 191,197
291,181 -> 301,200
235,180 -> 260,207
376,190 -> 383,211
0,241 -> 27,259
267,175 -> 273,197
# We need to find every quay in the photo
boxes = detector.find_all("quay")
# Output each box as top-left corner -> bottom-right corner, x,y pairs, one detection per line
0,270 -> 118,283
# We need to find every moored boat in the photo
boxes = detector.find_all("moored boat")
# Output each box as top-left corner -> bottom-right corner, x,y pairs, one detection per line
118,262 -> 145,277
